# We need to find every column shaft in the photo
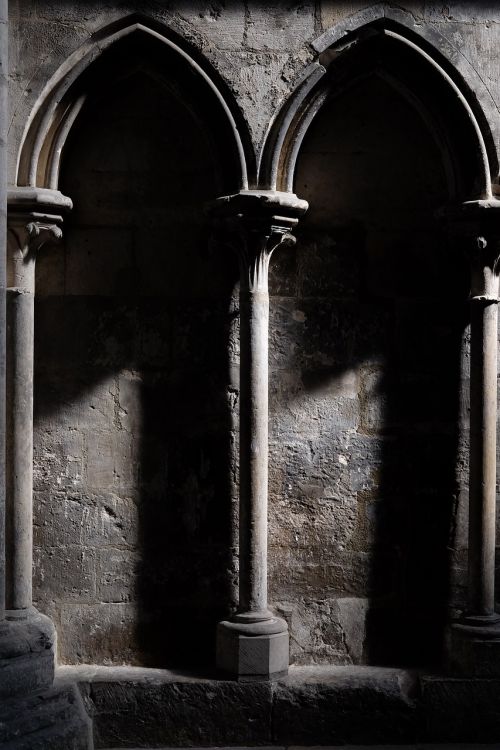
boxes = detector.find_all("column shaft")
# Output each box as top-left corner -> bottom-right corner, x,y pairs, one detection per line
6,265 -> 35,611
468,264 -> 499,616
239,287 -> 269,615
212,190 -> 307,679
4,203 -> 69,617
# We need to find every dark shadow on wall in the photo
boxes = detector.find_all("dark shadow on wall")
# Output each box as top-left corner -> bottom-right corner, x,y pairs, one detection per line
33,40 -> 240,670
269,38 -> 473,668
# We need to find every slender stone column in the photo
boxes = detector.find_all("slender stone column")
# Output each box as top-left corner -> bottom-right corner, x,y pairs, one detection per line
6,187 -> 71,617
0,0 -> 7,621
467,234 -> 500,624
446,199 -> 500,674
211,190 -> 307,679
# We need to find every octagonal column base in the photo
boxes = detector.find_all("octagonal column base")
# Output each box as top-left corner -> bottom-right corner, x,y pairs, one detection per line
447,615 -> 500,676
216,615 -> 289,681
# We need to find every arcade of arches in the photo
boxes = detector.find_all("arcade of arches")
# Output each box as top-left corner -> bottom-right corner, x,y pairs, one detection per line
2,2 -> 500,748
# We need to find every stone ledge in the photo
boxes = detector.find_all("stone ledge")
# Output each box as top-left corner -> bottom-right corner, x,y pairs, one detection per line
58,664 -> 500,747
58,664 -> 418,748
421,675 -> 500,743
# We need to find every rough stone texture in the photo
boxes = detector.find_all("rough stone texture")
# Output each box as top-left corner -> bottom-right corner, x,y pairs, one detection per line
0,681 -> 92,750
420,675 -> 500,743
273,666 -> 418,746
58,665 -> 273,748
55,662 -> 500,746
32,69 -> 239,667
268,72 -> 468,668
0,612 -> 55,699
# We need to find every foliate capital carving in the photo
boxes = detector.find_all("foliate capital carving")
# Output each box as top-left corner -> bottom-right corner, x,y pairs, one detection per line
208,190 -> 308,293
438,199 -> 500,303
469,234 -> 500,304
440,199 -> 500,256
8,219 -> 63,258
7,187 -> 72,291
231,221 -> 298,293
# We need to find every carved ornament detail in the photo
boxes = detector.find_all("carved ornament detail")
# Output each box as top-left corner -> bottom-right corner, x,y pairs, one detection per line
469,235 -> 500,304
208,190 -> 308,294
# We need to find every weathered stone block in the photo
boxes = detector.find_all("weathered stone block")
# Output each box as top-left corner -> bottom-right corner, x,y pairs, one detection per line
178,3 -> 246,49
97,548 -> 140,603
273,597 -> 358,665
0,681 -> 92,750
34,374 -> 117,432
57,602 -> 137,665
33,491 -> 139,550
86,429 -> 138,492
421,674 -> 500,742
33,429 -> 84,491
33,545 -> 97,604
246,2 -> 315,50
273,665 -> 418,745
61,666 -> 273,747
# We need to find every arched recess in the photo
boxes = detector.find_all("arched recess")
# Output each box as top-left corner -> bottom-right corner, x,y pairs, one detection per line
29,17 -> 246,668
264,10 -> 489,667
15,14 -> 253,192
260,7 -> 498,199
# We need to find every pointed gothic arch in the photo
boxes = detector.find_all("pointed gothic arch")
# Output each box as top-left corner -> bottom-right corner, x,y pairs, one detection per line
15,14 -> 253,192
260,5 -> 498,200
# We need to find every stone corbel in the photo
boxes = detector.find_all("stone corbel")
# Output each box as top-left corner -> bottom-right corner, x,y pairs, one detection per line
209,190 -> 307,679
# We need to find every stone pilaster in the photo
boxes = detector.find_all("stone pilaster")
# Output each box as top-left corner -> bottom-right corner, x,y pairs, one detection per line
210,190 -> 307,680
443,200 -> 500,675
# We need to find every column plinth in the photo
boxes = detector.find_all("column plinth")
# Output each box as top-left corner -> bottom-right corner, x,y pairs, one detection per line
210,190 -> 307,680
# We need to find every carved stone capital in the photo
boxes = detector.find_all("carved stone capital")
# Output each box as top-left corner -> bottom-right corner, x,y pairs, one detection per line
440,199 -> 500,245
467,234 -> 500,303
7,187 -> 72,291
439,199 -> 500,303
208,190 -> 308,293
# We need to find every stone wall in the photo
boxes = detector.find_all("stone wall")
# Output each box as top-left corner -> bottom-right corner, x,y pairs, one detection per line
268,72 -> 468,666
7,0 -> 500,667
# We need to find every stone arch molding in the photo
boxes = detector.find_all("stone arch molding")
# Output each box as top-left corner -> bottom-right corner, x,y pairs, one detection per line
260,3 -> 500,200
15,14 -> 253,192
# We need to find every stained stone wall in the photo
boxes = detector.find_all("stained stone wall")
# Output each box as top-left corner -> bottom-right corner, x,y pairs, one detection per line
32,68 -> 240,666
268,74 -> 468,667
6,0 -> 500,668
